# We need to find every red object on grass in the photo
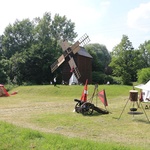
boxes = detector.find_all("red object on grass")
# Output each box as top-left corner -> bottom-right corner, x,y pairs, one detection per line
0,84 -> 10,96
98,89 -> 108,106
80,79 -> 88,102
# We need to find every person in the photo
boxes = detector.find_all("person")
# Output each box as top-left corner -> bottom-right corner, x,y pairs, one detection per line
107,81 -> 110,85
53,77 -> 56,86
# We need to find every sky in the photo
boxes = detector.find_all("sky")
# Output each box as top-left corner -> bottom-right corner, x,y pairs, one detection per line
1,0 -> 150,51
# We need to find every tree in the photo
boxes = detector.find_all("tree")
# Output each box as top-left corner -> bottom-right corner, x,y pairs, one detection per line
26,12 -> 77,84
85,43 -> 111,84
2,19 -> 35,58
85,43 -> 111,72
109,35 -> 135,85
51,13 -> 77,42
0,57 -> 9,83
9,52 -> 26,85
137,68 -> 150,83
138,40 -> 150,68
1,12 -> 77,84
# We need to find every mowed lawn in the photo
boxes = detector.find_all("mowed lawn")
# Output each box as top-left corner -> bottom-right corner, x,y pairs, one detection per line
0,84 -> 150,150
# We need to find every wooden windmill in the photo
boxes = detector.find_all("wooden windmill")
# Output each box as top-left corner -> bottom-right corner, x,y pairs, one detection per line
50,34 -> 90,79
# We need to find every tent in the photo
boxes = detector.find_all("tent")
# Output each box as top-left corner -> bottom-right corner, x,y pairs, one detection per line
69,73 -> 78,85
135,80 -> 150,102
0,84 -> 10,97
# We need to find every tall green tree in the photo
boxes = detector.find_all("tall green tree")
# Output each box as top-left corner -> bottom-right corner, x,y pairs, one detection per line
2,19 -> 35,58
109,35 -> 135,84
138,40 -> 150,68
51,14 -> 77,42
25,12 -> 77,84
85,43 -> 111,84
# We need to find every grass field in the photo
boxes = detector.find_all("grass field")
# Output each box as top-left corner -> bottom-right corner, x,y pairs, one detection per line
0,84 -> 150,149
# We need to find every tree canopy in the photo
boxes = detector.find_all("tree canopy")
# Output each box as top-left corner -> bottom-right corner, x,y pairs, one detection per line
110,35 -> 150,84
0,12 -> 150,85
85,43 -> 111,72
0,12 -> 77,84
85,43 -> 111,84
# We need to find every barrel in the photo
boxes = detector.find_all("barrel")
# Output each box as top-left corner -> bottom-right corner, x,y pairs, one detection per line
129,90 -> 138,101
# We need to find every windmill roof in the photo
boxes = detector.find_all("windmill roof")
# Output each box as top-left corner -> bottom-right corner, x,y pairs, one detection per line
77,47 -> 93,58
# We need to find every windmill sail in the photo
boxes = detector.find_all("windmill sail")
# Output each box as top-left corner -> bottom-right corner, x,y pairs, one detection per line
51,55 -> 65,73
68,57 -> 81,79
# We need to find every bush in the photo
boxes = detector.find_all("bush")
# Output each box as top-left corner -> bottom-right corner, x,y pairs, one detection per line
137,68 -> 150,83
121,72 -> 132,85
111,76 -> 122,84
92,72 -> 104,84
92,72 -> 114,84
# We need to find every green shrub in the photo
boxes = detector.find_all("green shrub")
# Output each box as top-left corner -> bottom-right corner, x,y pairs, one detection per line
121,72 -> 132,85
92,71 -> 122,85
92,72 -> 106,84
111,76 -> 122,84
137,68 -> 150,83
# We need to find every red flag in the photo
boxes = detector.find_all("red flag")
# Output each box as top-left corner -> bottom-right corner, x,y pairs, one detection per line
80,79 -> 88,102
98,89 -> 108,106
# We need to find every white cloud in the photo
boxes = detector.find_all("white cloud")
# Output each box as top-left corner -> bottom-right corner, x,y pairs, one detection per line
127,2 -> 150,31
0,0 -> 110,34
90,34 -> 120,52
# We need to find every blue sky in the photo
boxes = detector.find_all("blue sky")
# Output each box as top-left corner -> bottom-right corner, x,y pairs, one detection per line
1,0 -> 150,51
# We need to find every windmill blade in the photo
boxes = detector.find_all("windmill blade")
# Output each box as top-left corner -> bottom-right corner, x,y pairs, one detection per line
60,34 -> 90,54
51,54 -> 65,73
70,34 -> 90,55
73,67 -> 81,79
51,44 -> 72,73
68,57 -> 81,79
68,57 -> 77,69
71,41 -> 80,54
78,33 -> 90,47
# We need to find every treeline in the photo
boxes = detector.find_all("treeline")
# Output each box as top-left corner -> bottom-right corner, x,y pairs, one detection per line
109,35 -> 150,84
0,12 -> 77,85
85,35 -> 150,85
0,12 -> 150,85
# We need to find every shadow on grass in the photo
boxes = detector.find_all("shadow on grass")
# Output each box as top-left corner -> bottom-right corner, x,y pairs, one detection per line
134,119 -> 150,124
112,116 -> 150,124
112,117 -> 120,120
82,111 -> 110,117
54,85 -> 60,88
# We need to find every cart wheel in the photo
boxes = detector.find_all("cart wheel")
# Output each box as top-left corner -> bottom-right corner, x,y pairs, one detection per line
75,102 -> 81,113
81,102 -> 94,115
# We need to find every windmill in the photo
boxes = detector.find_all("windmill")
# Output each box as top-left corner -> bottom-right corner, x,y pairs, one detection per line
50,34 -> 90,79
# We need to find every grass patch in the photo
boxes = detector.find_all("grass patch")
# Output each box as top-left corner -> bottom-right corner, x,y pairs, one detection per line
0,121 -> 144,150
0,84 -> 149,149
